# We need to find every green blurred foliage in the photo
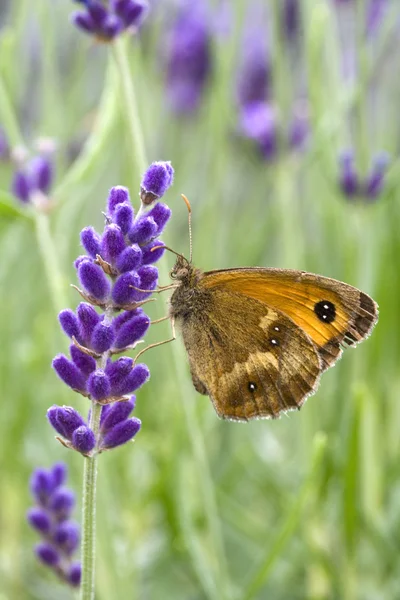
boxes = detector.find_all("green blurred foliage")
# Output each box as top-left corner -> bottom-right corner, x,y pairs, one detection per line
1,1 -> 400,599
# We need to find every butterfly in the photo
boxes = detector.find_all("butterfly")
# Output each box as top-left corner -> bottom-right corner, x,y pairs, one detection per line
152,198 -> 378,422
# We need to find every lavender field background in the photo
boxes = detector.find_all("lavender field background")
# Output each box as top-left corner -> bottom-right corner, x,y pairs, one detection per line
1,1 -> 400,599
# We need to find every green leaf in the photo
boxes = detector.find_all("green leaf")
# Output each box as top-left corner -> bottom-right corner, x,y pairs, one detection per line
0,191 -> 31,220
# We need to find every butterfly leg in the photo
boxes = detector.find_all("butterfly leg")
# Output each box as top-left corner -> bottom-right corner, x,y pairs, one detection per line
134,316 -> 176,362
129,284 -> 179,294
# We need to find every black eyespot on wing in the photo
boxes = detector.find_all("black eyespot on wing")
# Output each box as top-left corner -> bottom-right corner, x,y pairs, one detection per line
314,300 -> 336,324
248,382 -> 257,393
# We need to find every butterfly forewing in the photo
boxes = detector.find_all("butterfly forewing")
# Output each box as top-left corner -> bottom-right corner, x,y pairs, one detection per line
202,268 -> 378,372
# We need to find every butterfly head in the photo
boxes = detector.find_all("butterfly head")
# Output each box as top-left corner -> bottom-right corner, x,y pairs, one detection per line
170,254 -> 192,281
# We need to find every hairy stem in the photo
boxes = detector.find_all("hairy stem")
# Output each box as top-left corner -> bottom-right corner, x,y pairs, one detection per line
80,402 -> 102,600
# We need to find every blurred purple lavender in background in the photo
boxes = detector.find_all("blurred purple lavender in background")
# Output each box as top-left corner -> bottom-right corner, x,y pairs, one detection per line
338,150 -> 390,201
11,154 -> 54,205
235,5 -> 309,161
71,0 -> 148,41
236,15 -> 271,107
27,463 -> 81,587
164,3 -> 213,115
282,0 -> 301,40
49,161 -> 174,455
366,0 -> 389,36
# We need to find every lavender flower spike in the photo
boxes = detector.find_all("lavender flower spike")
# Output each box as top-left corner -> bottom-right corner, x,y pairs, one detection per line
47,163 -> 173,595
27,463 -> 81,587
51,162 -> 173,454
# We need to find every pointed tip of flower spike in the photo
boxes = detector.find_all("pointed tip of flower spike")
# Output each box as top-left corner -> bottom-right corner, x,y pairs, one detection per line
140,161 -> 174,205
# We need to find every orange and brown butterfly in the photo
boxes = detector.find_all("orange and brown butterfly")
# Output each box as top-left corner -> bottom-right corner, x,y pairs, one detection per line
158,196 -> 378,422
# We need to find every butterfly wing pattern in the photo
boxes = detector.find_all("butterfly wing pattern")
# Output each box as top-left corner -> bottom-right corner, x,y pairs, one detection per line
170,266 -> 378,421
180,290 -> 321,420
203,269 -> 378,372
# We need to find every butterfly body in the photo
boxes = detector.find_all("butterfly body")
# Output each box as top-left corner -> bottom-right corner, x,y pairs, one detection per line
169,257 -> 378,422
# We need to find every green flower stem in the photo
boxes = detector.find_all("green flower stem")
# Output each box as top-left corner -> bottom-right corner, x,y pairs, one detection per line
80,401 -> 102,600
0,74 -> 24,147
112,39 -> 147,176
34,211 -> 68,314
111,36 -> 230,597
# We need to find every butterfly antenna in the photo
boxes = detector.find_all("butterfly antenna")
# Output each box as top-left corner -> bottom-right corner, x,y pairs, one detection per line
150,244 -> 186,261
181,194 -> 193,263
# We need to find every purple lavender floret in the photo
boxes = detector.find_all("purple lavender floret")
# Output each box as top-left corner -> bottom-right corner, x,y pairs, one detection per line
47,399 -> 141,454
51,162 -> 173,455
27,463 -> 81,587
338,150 -> 389,202
71,0 -> 148,42
364,152 -> 390,201
339,151 -> 359,198
10,155 -> 54,204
